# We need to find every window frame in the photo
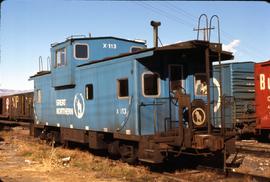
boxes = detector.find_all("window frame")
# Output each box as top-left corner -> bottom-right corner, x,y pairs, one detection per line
73,43 -> 89,60
141,71 -> 161,98
117,78 -> 129,99
168,64 -> 185,91
194,73 -> 208,96
130,46 -> 144,53
55,48 -> 66,67
85,84 -> 94,100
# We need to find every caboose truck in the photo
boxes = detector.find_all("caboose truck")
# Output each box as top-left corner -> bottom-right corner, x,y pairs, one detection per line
30,21 -> 235,167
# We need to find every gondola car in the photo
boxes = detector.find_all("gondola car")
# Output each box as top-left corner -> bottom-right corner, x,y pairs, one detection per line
0,92 -> 34,122
30,34 -> 235,164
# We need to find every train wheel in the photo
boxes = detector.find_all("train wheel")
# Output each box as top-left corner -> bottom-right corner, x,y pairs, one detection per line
108,140 -> 120,158
119,144 -> 138,164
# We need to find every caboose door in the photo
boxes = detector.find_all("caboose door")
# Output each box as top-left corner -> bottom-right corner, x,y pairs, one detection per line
139,65 -> 185,135
168,64 -> 185,129
168,65 -> 184,92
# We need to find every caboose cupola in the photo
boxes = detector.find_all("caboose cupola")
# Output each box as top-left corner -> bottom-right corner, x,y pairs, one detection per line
49,36 -> 146,88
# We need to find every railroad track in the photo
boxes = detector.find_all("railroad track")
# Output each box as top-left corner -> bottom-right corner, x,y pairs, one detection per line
199,165 -> 270,181
153,170 -> 219,182
226,140 -> 270,181
0,120 -> 30,127
236,140 -> 270,155
154,167 -> 270,181
227,170 -> 270,182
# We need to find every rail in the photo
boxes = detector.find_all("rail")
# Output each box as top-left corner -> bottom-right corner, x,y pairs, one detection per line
0,119 -> 30,127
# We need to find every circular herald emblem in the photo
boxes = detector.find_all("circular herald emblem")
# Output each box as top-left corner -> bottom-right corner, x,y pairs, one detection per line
213,78 -> 221,113
73,93 -> 85,119
192,107 -> 206,126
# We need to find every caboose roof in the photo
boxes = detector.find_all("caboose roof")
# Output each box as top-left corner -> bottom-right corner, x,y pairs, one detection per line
78,40 -> 234,67
29,71 -> 51,79
51,36 -> 146,48
31,40 -> 234,78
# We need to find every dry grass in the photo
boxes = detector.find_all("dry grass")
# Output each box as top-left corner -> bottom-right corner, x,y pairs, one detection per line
2,127 -> 249,182
11,135 -> 156,181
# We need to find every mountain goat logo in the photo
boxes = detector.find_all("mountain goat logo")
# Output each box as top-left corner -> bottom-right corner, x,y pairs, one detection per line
192,108 -> 206,126
74,93 -> 85,119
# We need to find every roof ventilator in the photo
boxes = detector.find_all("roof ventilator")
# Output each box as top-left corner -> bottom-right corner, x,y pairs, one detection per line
66,35 -> 86,40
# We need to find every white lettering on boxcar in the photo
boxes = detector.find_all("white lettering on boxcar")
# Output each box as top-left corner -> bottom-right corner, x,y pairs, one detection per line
259,74 -> 270,90
103,43 -> 117,49
56,99 -> 73,116
56,108 -> 74,115
56,99 -> 66,106
116,108 -> 127,115
260,74 -> 265,90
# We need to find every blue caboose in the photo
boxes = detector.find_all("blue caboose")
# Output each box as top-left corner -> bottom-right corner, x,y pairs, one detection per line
30,34 -> 235,163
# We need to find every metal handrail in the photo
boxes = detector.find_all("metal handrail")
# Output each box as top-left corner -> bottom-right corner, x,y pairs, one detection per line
209,15 -> 221,43
195,14 -> 209,41
47,56 -> 51,71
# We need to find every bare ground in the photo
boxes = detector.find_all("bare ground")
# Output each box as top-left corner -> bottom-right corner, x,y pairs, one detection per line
0,126 -> 268,182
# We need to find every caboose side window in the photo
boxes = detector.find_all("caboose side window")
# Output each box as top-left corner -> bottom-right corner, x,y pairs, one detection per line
194,74 -> 207,96
130,46 -> 144,53
55,48 -> 66,67
142,72 -> 160,97
117,78 -> 129,99
85,84 -> 94,100
74,43 -> 89,60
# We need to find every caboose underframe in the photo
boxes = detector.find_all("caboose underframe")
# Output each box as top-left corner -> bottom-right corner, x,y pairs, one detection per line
31,40 -> 235,164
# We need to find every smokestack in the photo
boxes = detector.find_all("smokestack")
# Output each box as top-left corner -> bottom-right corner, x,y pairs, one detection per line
150,21 -> 161,48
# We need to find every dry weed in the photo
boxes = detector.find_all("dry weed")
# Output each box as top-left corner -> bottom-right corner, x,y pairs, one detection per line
41,145 -> 60,170
0,129 -> 186,181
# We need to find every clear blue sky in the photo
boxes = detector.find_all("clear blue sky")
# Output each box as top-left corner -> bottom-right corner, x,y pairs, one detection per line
0,0 -> 269,90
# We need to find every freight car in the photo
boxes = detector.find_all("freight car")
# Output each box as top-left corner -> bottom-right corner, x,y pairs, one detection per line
255,60 -> 270,140
0,92 -> 34,122
212,62 -> 256,135
30,26 -> 236,165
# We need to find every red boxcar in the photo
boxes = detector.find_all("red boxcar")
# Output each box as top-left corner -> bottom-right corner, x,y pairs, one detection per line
255,60 -> 270,138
